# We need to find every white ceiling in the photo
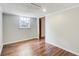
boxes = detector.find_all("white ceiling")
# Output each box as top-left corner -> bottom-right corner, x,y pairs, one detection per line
0,3 -> 79,17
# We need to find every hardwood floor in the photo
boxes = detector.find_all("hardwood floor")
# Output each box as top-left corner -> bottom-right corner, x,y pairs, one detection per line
1,39 -> 76,56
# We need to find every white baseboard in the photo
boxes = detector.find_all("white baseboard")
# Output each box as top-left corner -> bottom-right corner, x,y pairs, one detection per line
3,37 -> 38,45
46,41 -> 79,56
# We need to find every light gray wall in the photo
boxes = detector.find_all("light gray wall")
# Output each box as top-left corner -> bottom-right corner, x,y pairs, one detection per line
46,7 -> 79,55
0,7 -> 2,55
3,13 -> 38,44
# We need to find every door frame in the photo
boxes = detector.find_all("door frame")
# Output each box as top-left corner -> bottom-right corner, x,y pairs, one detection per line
39,17 -> 45,40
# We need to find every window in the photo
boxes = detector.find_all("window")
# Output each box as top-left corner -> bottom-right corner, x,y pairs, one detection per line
19,17 -> 31,28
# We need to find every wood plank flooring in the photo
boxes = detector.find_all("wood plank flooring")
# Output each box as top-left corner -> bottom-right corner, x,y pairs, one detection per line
1,39 -> 76,56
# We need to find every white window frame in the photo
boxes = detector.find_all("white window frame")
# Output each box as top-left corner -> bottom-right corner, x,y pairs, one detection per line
19,16 -> 31,28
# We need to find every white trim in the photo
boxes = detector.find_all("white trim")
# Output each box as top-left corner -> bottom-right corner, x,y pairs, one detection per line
3,37 -> 38,45
46,41 -> 79,56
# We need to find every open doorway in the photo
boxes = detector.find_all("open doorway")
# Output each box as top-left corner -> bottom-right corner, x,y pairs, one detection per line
39,17 -> 45,40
